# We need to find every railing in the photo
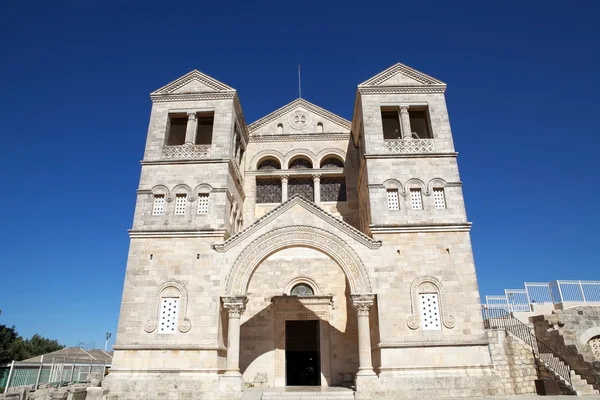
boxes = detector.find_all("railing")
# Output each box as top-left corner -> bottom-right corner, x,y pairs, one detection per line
384,139 -> 434,154
482,307 -> 573,389
162,144 -> 211,160
484,280 -> 600,311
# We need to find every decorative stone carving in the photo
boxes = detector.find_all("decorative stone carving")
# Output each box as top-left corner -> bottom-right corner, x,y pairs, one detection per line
144,280 -> 192,333
351,294 -> 375,316
222,296 -> 248,318
385,139 -> 434,153
162,144 -> 211,159
406,276 -> 455,330
224,225 -> 372,296
289,110 -> 311,130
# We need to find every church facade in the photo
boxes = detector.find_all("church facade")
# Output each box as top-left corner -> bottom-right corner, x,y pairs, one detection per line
104,64 -> 535,399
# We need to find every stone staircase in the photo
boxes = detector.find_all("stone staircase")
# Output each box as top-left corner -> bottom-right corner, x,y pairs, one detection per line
531,314 -> 600,393
536,352 -> 599,395
259,387 -> 355,400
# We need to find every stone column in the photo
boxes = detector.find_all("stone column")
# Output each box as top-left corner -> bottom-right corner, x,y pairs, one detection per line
223,296 -> 247,376
281,175 -> 289,202
351,294 -> 376,377
312,174 -> 321,204
399,106 -> 412,139
184,112 -> 197,144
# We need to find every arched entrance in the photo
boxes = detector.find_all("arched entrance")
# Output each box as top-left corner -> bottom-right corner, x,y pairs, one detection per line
219,226 -> 376,391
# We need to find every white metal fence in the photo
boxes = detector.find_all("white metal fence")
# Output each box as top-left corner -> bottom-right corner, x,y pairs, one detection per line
484,280 -> 600,312
1,360 -> 106,391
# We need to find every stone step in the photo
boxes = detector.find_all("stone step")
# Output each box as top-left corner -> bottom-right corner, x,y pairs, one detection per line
261,388 -> 355,400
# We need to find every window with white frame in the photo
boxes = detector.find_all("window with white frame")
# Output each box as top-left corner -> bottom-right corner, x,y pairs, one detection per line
419,293 -> 441,330
174,194 -> 187,215
433,188 -> 446,209
410,189 -> 422,210
387,189 -> 399,210
197,193 -> 209,214
159,297 -> 179,334
152,195 -> 165,215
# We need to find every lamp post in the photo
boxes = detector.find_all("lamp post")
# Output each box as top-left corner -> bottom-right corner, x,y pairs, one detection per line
104,333 -> 112,352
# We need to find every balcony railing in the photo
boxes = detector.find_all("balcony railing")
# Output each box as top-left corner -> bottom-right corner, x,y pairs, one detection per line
162,144 -> 211,160
385,139 -> 434,154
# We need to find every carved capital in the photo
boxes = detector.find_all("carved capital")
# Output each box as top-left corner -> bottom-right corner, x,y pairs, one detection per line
223,296 -> 248,318
187,112 -> 197,120
280,175 -> 289,181
312,174 -> 321,181
399,106 -> 409,114
351,294 -> 375,316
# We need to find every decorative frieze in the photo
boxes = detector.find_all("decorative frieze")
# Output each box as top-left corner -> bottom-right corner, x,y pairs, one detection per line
385,139 -> 435,154
162,144 -> 211,159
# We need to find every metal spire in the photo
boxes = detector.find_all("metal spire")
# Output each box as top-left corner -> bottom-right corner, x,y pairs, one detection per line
298,65 -> 302,98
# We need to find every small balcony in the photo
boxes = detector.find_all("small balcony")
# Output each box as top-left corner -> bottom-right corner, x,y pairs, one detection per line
385,139 -> 434,154
162,144 -> 211,160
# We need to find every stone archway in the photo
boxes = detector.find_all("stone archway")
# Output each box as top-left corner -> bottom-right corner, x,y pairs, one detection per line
219,226 -> 377,391
224,225 -> 372,296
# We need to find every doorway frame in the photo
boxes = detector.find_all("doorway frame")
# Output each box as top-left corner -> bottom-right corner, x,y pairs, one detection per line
273,296 -> 332,387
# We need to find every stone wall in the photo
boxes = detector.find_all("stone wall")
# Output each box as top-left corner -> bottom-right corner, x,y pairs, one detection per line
487,330 -> 537,395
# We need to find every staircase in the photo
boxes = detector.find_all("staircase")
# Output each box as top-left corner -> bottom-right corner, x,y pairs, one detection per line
259,387 -> 355,400
483,307 -> 599,396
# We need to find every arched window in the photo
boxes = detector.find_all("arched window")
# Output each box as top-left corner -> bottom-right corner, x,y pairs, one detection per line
316,122 -> 324,133
144,281 -> 191,334
589,336 -> 600,359
289,157 -> 313,169
257,158 -> 281,170
290,283 -> 314,297
277,123 -> 283,135
320,157 -> 344,169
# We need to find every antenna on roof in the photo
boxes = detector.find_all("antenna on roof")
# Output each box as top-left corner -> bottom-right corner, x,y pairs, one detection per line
298,65 -> 302,98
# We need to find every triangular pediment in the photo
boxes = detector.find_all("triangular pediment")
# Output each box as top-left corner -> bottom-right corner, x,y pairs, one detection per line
359,63 -> 446,87
151,70 -> 235,95
214,195 -> 381,252
248,98 -> 351,135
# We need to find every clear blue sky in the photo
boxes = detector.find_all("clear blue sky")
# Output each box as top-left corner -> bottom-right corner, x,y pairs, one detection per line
0,0 -> 598,350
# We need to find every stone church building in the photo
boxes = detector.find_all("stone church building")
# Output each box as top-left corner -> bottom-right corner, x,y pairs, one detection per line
104,64 -> 537,399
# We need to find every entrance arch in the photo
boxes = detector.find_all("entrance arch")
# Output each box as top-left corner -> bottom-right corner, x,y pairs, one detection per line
224,225 -> 372,296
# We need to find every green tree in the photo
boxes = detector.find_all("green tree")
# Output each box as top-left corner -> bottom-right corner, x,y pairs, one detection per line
22,334 -> 64,358
0,321 -> 64,363
0,324 -> 20,364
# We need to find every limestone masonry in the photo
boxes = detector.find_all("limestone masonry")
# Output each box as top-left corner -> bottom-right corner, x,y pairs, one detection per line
103,63 -> 545,399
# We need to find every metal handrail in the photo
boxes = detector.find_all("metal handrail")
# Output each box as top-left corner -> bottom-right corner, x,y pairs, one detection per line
482,307 -> 573,388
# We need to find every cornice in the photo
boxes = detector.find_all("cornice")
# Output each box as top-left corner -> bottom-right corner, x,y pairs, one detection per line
248,98 -> 351,133
249,132 -> 351,143
140,158 -> 231,166
364,152 -> 458,159
129,229 -> 228,238
151,91 -> 236,103
214,195 -> 382,252
113,344 -> 225,351
369,223 -> 472,234
358,86 -> 446,94
372,335 -> 489,349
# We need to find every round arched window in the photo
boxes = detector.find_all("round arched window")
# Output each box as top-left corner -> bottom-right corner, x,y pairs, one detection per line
290,283 -> 314,297
589,336 -> 600,359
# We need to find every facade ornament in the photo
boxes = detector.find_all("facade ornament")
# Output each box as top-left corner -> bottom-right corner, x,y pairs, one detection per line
144,280 -> 192,333
289,110 -> 311,131
187,112 -> 197,120
351,294 -> 375,316
223,296 -> 248,318
406,276 -> 455,330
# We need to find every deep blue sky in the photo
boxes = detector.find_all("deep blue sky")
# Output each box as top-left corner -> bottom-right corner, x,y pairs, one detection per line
0,1 -> 598,350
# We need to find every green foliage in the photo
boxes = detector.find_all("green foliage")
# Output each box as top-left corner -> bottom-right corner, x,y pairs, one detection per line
0,325 -> 64,363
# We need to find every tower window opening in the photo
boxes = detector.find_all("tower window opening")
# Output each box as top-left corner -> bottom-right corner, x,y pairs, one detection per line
381,109 -> 401,140
433,188 -> 446,209
174,194 -> 187,215
166,115 -> 187,146
387,189 -> 399,210
409,110 -> 432,139
152,194 -> 165,215
197,193 -> 209,214
195,113 -> 214,145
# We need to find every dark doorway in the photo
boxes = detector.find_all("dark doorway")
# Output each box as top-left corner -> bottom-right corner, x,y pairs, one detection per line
285,320 -> 320,386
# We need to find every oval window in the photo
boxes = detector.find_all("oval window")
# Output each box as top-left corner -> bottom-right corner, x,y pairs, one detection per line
290,283 -> 314,297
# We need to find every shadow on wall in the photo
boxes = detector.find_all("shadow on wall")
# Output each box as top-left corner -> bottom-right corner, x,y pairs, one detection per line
237,279 -> 366,387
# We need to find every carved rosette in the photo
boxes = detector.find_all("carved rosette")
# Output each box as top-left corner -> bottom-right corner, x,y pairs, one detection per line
288,110 -> 311,131
222,296 -> 248,318
351,294 -> 375,317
